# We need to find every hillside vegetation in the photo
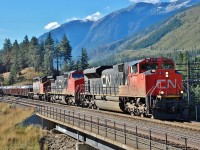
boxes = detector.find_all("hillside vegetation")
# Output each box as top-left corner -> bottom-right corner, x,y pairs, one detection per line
125,5 -> 200,55
151,6 -> 200,51
1,67 -> 43,86
91,5 -> 200,66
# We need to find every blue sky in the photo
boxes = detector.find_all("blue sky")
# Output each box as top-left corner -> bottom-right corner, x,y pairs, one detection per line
0,0 -> 171,49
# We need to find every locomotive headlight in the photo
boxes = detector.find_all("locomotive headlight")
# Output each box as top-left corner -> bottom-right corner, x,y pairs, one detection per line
165,72 -> 169,78
180,91 -> 184,94
160,91 -> 164,95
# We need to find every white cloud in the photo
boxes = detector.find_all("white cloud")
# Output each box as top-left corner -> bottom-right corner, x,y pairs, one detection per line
84,12 -> 103,21
44,22 -> 60,30
64,11 -> 103,23
129,0 -> 160,4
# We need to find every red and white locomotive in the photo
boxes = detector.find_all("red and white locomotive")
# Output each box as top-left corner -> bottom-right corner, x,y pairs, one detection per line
1,58 -> 188,120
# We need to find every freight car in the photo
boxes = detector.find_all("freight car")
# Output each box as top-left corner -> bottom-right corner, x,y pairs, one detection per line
2,85 -> 33,97
1,58 -> 188,120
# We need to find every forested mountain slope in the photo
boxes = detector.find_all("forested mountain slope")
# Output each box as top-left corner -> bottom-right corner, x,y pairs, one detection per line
91,4 -> 200,65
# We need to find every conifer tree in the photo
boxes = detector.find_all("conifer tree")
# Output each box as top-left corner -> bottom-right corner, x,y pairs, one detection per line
8,63 -> 18,85
19,35 -> 29,69
8,40 -> 19,85
60,34 -> 72,64
183,51 -> 189,64
2,39 -> 12,72
43,33 -> 54,75
55,40 -> 61,75
61,62 -> 68,74
39,42 -> 45,69
81,47 -> 89,70
12,40 -> 20,70
177,51 -> 183,64
68,59 -> 76,71
0,74 -> 4,85
76,57 -> 82,71
29,37 -> 41,72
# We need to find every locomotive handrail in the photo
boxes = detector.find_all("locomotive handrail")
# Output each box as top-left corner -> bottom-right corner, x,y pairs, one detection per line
182,83 -> 189,95
147,82 -> 161,109
147,81 -> 161,96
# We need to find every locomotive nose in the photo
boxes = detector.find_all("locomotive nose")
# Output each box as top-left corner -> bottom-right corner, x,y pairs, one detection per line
155,69 -> 182,96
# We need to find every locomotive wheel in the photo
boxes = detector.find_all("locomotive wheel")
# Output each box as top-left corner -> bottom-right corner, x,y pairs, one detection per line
82,100 -> 88,107
92,102 -> 98,109
130,111 -> 134,116
50,97 -> 55,103
150,115 -> 154,119
65,97 -> 69,105
88,103 -> 93,109
134,108 -> 140,116
41,95 -> 45,101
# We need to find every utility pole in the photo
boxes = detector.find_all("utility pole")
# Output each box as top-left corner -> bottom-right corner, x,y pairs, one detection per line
187,61 -> 191,105
176,61 -> 200,105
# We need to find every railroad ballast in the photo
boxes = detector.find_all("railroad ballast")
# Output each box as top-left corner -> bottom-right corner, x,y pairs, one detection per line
1,58 -> 188,120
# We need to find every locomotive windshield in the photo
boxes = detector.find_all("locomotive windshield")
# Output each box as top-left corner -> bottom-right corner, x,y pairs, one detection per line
72,74 -> 84,79
140,63 -> 158,71
162,63 -> 174,69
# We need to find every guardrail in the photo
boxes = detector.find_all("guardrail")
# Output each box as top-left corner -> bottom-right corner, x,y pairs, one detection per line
35,106 -> 192,150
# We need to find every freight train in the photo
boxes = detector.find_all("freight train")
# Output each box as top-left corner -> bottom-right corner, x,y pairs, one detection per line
0,58 -> 188,120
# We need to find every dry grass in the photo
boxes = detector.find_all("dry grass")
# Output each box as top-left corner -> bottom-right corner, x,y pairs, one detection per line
2,72 -> 10,80
1,67 -> 44,85
0,103 -> 44,150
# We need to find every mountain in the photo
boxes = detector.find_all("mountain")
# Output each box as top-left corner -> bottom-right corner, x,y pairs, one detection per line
39,20 -> 93,48
91,4 -> 200,65
141,4 -> 200,52
38,0 -> 200,57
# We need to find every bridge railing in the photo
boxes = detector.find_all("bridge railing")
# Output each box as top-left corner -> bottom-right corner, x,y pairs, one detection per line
35,105 -> 193,150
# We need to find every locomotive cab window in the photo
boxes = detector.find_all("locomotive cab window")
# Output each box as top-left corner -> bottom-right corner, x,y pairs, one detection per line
118,64 -> 124,72
130,64 -> 138,74
102,76 -> 106,87
140,63 -> 158,71
72,74 -> 84,79
162,63 -> 174,69
102,77 -> 106,85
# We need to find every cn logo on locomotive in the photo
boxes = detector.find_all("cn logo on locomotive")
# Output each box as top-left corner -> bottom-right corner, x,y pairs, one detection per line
156,79 -> 177,89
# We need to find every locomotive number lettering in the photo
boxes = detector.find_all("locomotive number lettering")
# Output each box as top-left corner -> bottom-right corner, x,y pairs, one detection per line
156,79 -> 177,89
102,75 -> 111,87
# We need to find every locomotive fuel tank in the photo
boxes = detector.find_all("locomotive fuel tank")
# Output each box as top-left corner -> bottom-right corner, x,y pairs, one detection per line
94,99 -> 123,112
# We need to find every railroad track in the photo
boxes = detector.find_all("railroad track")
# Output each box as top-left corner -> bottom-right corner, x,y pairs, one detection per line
0,96 -> 200,149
